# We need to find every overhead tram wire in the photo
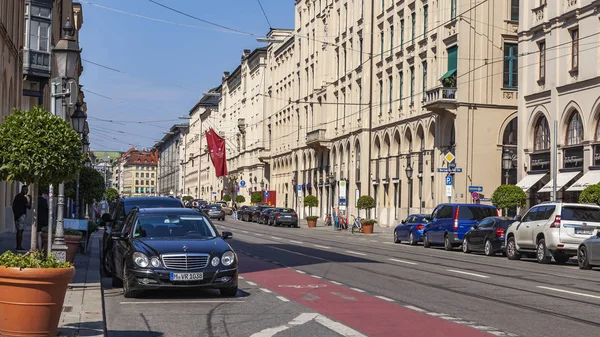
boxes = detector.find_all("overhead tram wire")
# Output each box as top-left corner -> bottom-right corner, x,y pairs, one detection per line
256,0 -> 272,28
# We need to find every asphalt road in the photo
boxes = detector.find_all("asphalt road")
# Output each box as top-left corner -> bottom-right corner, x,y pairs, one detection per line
102,217 -> 600,337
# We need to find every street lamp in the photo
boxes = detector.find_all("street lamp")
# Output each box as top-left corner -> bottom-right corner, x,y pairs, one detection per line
328,173 -> 335,215
53,18 -> 80,80
405,164 -> 413,180
502,149 -> 512,185
405,164 -> 413,215
70,101 -> 86,134
82,135 -> 90,154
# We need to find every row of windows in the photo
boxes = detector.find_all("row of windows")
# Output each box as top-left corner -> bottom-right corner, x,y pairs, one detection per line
135,180 -> 155,186
135,166 -> 155,170
135,188 -> 155,194
537,28 -> 579,82
135,172 -> 155,178
533,110 -> 588,152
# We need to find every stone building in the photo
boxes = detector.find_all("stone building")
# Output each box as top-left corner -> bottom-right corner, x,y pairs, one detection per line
156,124 -> 188,196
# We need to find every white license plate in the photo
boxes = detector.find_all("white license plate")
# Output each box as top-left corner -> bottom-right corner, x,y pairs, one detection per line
170,272 -> 203,281
575,228 -> 594,235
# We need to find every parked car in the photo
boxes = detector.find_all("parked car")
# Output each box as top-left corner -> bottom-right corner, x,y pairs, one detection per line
394,214 -> 431,245
216,201 -> 233,215
423,203 -> 498,250
506,202 -> 600,264
577,232 -> 600,269
205,204 -> 226,221
258,208 -> 277,224
110,207 -> 237,298
267,208 -> 298,227
253,206 -> 274,222
462,216 -> 515,256
102,197 -> 184,277
242,206 -> 260,222
237,205 -> 250,219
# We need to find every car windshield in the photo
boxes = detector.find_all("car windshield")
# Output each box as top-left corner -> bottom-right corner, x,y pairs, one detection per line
125,199 -> 183,214
561,207 -> 600,222
458,206 -> 497,221
133,215 -> 217,239
280,208 -> 296,213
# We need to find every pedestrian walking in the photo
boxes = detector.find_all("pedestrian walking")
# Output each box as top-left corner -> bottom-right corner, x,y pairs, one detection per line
12,185 -> 31,252
233,203 -> 238,220
333,208 -> 339,231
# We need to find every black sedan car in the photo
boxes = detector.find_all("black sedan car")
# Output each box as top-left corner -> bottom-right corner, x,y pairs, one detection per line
267,208 -> 299,227
110,207 -> 238,298
102,196 -> 184,277
462,216 -> 515,256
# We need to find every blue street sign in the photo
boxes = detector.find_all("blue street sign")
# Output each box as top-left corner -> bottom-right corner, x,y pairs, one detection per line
264,191 -> 270,198
338,198 -> 347,205
297,185 -> 302,191
445,175 -> 453,186
239,180 -> 246,187
437,168 -> 463,173
468,186 -> 483,193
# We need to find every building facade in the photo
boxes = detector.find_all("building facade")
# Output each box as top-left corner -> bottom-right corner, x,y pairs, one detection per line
517,0 -> 600,206
90,151 -> 122,189
156,124 -> 187,196
116,148 -> 158,197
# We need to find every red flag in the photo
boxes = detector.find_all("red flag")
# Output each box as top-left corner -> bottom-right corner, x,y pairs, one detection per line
206,128 -> 228,177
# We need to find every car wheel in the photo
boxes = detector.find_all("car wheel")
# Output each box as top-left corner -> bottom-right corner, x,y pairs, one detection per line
462,237 -> 471,253
409,232 -> 417,246
444,235 -> 453,251
394,231 -> 400,244
220,286 -> 238,297
122,265 -> 138,298
578,246 -> 593,270
103,249 -> 114,277
423,233 -> 431,248
536,238 -> 552,264
484,240 -> 494,256
553,252 -> 570,265
506,237 -> 521,260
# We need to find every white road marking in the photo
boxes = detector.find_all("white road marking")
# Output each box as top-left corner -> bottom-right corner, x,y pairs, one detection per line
246,281 -> 257,286
447,269 -> 489,279
295,269 -> 307,274
537,286 -> 600,300
254,233 -> 264,236
276,296 -> 290,302
271,236 -> 282,240
120,300 -> 245,304
313,244 -> 331,249
383,242 -> 395,245
260,288 -> 272,293
427,312 -> 449,317
240,230 -> 248,233
350,287 -> 366,293
289,240 -> 303,244
404,305 -> 426,312
314,315 -> 368,337
388,258 -> 417,265
330,280 -> 343,286
345,250 -> 367,256
239,276 -> 245,280
310,275 -> 322,279
375,295 -> 395,302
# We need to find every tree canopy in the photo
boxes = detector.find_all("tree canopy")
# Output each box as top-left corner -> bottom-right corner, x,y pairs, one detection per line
251,192 -> 263,204
65,166 -> 106,202
106,188 -> 119,202
491,185 -> 527,210
579,184 -> 600,205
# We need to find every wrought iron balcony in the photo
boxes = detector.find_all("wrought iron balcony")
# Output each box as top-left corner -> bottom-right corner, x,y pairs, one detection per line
423,87 -> 458,110
306,129 -> 330,149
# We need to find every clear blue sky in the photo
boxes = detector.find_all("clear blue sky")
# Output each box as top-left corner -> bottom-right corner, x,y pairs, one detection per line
79,0 -> 294,152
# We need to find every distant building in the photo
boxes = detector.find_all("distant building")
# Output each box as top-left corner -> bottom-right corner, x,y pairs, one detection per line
155,124 -> 188,196
90,151 -> 123,189
115,148 -> 158,196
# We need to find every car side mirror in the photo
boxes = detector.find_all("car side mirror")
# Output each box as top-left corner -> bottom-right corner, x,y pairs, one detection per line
401,220 -> 406,224
222,231 -> 233,240
514,215 -> 522,221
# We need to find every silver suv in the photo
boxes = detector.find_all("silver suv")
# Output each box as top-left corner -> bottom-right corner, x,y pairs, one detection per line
505,201 -> 600,264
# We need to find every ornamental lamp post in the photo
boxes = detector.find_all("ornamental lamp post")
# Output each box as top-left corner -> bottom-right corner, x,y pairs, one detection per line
502,149 -> 512,185
82,135 -> 90,154
70,101 -> 86,135
405,164 -> 413,216
53,18 -> 80,81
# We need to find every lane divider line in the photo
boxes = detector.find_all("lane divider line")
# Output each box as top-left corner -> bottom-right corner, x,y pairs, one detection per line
246,281 -> 257,286
276,296 -> 290,302
350,287 -> 366,293
295,270 -> 307,274
447,269 -> 489,279
537,286 -> 600,300
255,233 -> 264,236
289,240 -> 303,244
388,258 -> 417,265
271,236 -> 282,240
329,280 -> 343,286
313,244 -> 332,249
404,305 -> 426,312
345,250 -> 367,256
310,275 -> 322,279
260,288 -> 272,293
375,295 -> 395,302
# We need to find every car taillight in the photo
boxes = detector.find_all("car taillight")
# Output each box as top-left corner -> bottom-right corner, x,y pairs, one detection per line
550,215 -> 561,228
293,213 -> 298,217
276,212 -> 281,216
453,206 -> 460,231
495,227 -> 505,237
416,224 -> 424,230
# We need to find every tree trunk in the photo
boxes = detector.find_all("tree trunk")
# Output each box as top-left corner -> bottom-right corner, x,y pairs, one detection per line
30,183 -> 39,251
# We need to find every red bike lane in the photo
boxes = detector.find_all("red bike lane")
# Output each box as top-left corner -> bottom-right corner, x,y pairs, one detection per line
239,254 -> 492,337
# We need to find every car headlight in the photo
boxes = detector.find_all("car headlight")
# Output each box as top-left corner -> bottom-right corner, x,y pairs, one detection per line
133,252 -> 149,268
211,256 -> 220,267
221,251 -> 235,266
150,257 -> 161,268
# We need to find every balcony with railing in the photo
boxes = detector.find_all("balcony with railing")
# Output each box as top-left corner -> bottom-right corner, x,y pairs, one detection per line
423,87 -> 458,110
23,49 -> 51,78
306,129 -> 330,149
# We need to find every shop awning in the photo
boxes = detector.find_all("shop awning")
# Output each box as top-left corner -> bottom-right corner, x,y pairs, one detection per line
439,69 -> 457,81
566,170 -> 600,192
538,171 -> 580,193
516,173 -> 546,191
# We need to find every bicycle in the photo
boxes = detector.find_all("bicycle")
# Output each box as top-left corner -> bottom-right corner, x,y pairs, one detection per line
350,215 -> 363,234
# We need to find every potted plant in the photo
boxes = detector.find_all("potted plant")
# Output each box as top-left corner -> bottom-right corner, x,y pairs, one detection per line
251,192 -> 263,205
40,227 -> 83,264
304,195 -> 319,228
235,195 -> 246,204
491,184 -> 527,216
0,106 -> 81,336
357,195 -> 376,234
222,194 -> 232,204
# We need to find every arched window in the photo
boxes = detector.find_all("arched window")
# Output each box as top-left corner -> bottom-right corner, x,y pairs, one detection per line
355,141 -> 361,182
596,120 -> 600,141
566,111 -> 583,145
534,116 -> 550,151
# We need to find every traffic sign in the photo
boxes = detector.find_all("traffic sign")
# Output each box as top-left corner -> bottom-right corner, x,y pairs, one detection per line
240,180 -> 246,187
471,192 -> 480,200
445,175 -> 453,186
264,191 -> 270,198
445,185 -> 452,197
444,152 -> 455,163
468,186 -> 483,193
437,168 -> 463,173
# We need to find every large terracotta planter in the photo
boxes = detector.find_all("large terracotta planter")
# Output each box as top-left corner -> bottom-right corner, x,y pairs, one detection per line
362,224 -> 374,234
307,219 -> 317,228
40,233 -> 82,264
0,266 -> 75,337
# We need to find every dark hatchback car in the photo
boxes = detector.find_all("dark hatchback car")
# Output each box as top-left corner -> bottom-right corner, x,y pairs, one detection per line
205,204 -> 226,221
462,216 -> 515,256
102,197 -> 184,277
267,208 -> 298,227
258,208 -> 276,224
241,206 -> 259,222
110,207 -> 238,298
253,206 -> 274,222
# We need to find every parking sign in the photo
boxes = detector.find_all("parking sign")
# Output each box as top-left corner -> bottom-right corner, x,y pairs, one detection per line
445,175 -> 453,186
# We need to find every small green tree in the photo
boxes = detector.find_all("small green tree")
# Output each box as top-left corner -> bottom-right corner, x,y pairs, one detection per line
66,166 -> 106,217
235,195 -> 246,204
579,184 -> 600,205
357,195 -> 376,219
0,106 -> 82,250
304,195 -> 319,217
491,184 -> 527,215
222,194 -> 232,202
106,188 -> 119,203
251,192 -> 263,205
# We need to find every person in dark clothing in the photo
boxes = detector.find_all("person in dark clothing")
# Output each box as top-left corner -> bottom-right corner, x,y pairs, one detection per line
12,185 -> 31,251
